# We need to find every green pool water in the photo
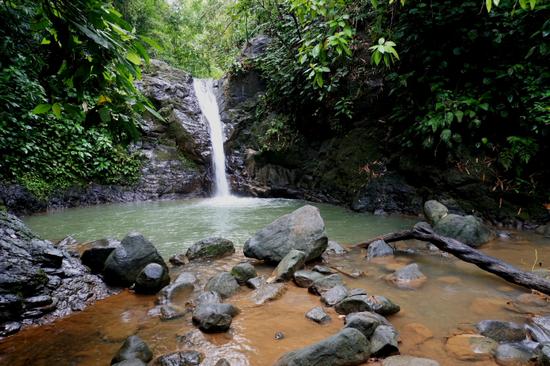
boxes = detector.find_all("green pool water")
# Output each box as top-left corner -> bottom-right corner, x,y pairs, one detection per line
22,197 -> 417,257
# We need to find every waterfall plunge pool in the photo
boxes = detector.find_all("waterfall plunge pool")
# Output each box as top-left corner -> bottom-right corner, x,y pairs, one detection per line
1,197 -> 549,365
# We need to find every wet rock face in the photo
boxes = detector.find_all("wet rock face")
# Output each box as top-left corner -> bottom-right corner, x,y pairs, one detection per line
186,237 -> 235,261
274,328 -> 371,366
0,60 -> 208,216
0,212 -> 111,336
243,205 -> 328,263
351,173 -> 423,215
103,233 -> 168,288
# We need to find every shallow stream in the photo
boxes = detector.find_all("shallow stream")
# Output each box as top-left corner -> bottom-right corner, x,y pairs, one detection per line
1,198 -> 549,365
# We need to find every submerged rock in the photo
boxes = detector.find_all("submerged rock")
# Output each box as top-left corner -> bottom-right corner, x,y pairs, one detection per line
111,335 -> 153,365
244,205 -> 328,263
204,272 -> 239,299
476,320 -> 526,343
270,249 -> 306,282
445,334 -> 497,361
293,270 -> 325,288
274,328 -> 370,366
305,306 -> 331,324
103,233 -> 168,287
367,240 -> 394,260
386,263 -> 427,289
154,350 -> 203,366
192,303 -> 239,333
308,274 -> 344,295
186,237 -> 235,261
251,283 -> 287,305
382,355 -> 440,366
370,325 -> 399,357
230,262 -> 257,284
134,263 -> 170,294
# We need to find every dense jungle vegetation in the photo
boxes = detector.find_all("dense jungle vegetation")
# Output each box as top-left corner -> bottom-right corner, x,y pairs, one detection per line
0,0 -> 548,202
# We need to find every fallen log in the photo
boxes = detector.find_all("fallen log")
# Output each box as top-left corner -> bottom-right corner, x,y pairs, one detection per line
355,225 -> 550,296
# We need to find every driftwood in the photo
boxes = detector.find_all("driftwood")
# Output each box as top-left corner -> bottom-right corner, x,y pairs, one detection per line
355,225 -> 550,296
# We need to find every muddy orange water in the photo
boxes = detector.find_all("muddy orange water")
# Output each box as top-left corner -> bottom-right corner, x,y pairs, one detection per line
1,198 -> 549,365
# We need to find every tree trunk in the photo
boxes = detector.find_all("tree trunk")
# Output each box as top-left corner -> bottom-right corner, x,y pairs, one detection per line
355,226 -> 550,295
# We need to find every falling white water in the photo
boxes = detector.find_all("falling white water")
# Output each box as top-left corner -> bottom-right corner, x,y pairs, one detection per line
193,79 -> 231,198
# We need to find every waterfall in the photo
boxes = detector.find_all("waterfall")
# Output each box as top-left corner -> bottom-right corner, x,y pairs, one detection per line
193,79 -> 231,198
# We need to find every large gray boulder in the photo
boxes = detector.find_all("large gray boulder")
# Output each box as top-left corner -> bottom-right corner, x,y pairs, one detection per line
434,214 -> 493,248
244,205 -> 328,263
424,201 -> 493,247
186,237 -> 235,261
103,233 -> 168,287
274,328 -> 370,366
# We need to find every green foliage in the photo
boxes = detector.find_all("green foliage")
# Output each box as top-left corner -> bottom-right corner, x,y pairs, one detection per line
0,0 -> 147,199
235,0 -> 548,194
117,0 -> 244,78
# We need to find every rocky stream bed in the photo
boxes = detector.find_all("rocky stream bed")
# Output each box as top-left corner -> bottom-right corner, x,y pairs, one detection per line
1,201 -> 550,365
